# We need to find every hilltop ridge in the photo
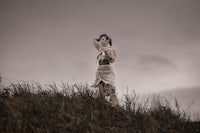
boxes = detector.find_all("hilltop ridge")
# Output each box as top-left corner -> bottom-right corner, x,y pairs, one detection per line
0,81 -> 199,133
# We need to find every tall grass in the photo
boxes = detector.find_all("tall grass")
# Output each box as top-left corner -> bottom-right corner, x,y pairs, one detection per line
0,81 -> 199,133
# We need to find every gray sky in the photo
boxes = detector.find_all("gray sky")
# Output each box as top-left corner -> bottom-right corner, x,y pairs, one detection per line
0,0 -> 200,114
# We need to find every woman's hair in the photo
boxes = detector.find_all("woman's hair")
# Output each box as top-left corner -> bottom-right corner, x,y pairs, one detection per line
99,34 -> 112,46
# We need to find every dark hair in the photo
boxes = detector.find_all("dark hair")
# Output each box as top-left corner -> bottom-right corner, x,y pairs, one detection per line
99,34 -> 112,46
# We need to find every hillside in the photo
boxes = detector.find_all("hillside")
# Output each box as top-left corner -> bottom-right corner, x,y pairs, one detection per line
0,81 -> 199,133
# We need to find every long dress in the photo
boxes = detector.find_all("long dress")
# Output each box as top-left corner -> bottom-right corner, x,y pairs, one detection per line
91,44 -> 118,106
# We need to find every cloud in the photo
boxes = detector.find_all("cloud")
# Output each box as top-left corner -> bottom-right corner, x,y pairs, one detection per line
135,54 -> 178,74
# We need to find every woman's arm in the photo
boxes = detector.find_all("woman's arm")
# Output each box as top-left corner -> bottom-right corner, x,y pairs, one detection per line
93,39 -> 101,51
107,48 -> 116,63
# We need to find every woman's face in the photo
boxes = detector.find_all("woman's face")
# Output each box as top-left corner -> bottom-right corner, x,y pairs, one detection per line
100,36 -> 109,47
100,36 -> 107,42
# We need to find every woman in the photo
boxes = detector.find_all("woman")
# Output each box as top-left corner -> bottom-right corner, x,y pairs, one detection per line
91,34 -> 118,107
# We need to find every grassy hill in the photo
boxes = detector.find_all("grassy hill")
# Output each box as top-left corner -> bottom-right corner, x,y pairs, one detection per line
0,81 -> 199,133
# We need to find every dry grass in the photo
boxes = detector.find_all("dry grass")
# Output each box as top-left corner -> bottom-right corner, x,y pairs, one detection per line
0,81 -> 199,133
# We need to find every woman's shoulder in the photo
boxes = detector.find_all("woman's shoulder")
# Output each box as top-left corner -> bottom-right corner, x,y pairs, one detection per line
109,47 -> 116,54
108,47 -> 115,51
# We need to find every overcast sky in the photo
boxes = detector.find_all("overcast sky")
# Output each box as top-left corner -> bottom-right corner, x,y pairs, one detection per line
0,0 -> 200,114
